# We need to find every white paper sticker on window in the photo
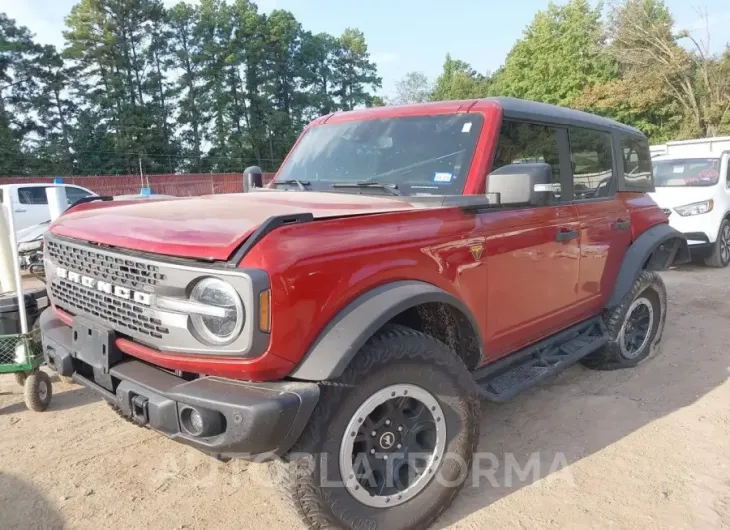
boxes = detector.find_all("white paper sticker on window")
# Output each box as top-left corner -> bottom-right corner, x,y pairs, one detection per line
462,122 -> 472,133
433,172 -> 453,183
673,165 -> 685,174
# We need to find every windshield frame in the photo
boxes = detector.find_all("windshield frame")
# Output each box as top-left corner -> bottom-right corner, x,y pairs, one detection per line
653,157 -> 722,188
271,112 -> 485,197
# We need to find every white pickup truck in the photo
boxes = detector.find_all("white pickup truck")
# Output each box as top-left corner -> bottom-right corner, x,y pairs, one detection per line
0,183 -> 97,231
649,136 -> 730,267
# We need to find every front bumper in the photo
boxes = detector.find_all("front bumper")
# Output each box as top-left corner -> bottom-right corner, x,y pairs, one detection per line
662,208 -> 717,245
682,232 -> 714,257
40,308 -> 319,460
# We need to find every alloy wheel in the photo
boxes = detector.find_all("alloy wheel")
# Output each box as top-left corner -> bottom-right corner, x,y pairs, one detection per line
619,296 -> 654,359
339,384 -> 446,508
720,224 -> 730,265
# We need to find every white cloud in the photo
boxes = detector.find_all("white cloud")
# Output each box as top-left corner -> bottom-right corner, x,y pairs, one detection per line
677,10 -> 730,33
0,1 -> 66,47
674,10 -> 730,55
256,0 -> 278,12
0,0 -> 279,51
372,52 -> 400,66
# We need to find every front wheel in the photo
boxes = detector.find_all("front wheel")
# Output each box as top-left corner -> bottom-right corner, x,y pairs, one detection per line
582,270 -> 666,370
705,218 -> 730,268
278,325 -> 480,530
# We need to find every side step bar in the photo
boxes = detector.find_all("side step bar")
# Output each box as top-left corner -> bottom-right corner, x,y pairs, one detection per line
474,317 -> 608,403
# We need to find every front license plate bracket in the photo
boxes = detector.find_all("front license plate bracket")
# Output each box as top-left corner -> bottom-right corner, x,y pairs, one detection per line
72,317 -> 122,373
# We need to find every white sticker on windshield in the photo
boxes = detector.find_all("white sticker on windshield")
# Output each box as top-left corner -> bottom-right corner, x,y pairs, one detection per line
462,122 -> 473,133
434,172 -> 453,183
673,165 -> 685,174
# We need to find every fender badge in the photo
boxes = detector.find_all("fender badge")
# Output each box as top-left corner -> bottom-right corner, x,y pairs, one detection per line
470,244 -> 484,261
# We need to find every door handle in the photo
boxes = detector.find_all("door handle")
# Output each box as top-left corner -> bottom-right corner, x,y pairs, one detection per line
612,219 -> 630,231
14,209 -> 26,213
556,229 -> 579,242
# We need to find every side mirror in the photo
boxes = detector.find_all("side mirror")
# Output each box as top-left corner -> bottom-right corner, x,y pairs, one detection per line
243,166 -> 263,192
487,163 -> 553,206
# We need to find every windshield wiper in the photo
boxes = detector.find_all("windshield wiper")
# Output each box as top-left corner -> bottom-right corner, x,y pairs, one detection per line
271,179 -> 310,191
331,181 -> 400,196
360,149 -> 466,183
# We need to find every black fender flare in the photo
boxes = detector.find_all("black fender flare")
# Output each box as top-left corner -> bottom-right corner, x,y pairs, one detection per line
606,223 -> 689,308
289,280 -> 483,381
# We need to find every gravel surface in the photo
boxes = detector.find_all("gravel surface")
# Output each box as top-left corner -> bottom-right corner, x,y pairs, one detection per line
1,265 -> 728,529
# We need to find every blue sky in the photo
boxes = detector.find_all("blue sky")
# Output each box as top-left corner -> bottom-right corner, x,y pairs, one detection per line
2,0 -> 730,96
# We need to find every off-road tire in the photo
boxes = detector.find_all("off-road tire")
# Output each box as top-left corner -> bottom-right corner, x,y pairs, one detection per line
582,270 -> 666,370
276,324 -> 480,530
704,218 -> 730,268
14,372 -> 28,386
24,370 -> 52,412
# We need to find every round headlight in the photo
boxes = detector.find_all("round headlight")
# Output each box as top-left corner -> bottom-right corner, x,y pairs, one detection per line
189,278 -> 244,346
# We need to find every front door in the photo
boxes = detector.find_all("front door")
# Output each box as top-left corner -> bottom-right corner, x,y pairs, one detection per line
483,205 -> 581,358
482,119 -> 582,359
14,186 -> 51,230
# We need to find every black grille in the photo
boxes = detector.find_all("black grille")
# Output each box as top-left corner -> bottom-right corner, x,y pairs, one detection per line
47,239 -> 166,289
661,208 -> 672,217
51,279 -> 170,338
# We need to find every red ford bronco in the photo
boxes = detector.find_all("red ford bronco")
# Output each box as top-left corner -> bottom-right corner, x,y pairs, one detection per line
41,98 -> 688,529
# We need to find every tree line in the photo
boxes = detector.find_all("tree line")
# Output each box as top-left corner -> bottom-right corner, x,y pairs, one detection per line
2,0 -> 728,179
0,0 -> 381,177
392,0 -> 730,142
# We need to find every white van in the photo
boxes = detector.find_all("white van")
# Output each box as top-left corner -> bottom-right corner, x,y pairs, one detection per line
0,183 -> 97,231
649,136 -> 730,267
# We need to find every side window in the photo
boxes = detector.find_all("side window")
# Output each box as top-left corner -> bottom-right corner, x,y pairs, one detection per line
620,134 -> 653,190
726,157 -> 730,188
491,120 -> 563,201
568,127 -> 615,200
65,186 -> 93,205
18,187 -> 50,205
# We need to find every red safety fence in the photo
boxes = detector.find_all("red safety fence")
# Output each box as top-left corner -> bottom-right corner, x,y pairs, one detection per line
0,172 -> 277,197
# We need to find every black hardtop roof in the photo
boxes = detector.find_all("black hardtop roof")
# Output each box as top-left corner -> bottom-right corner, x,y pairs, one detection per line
490,97 -> 645,137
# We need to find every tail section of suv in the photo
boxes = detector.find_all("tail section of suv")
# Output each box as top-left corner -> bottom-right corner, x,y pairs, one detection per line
40,98 -> 688,530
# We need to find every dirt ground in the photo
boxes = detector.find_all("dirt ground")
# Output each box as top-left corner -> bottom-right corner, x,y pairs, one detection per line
1,265 -> 728,530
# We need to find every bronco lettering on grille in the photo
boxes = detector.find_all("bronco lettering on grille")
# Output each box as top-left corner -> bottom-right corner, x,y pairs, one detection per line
55,266 -> 152,306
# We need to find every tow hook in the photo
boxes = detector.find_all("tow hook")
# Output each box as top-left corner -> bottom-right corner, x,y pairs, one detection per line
130,394 -> 149,426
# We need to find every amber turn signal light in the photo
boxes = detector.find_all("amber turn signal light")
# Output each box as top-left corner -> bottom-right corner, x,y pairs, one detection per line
259,289 -> 271,333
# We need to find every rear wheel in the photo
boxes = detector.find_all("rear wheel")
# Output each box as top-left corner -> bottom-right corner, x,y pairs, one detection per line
582,270 -> 666,370
278,325 -> 480,530
704,219 -> 730,268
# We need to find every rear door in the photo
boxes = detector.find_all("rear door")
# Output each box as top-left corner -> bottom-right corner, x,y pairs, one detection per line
482,119 -> 583,358
569,127 -> 632,312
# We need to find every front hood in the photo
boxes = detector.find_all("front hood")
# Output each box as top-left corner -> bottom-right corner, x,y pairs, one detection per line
17,221 -> 50,243
648,186 -> 717,209
49,192 -> 415,260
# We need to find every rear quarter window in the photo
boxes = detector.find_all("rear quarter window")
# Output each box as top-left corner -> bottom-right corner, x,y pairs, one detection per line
619,134 -> 654,192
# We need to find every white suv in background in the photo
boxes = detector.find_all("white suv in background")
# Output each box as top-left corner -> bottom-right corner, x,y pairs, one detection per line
649,137 -> 730,267
0,183 -> 96,231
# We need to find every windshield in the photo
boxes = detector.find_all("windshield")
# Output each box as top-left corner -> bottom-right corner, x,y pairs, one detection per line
273,113 -> 484,195
653,158 -> 721,187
